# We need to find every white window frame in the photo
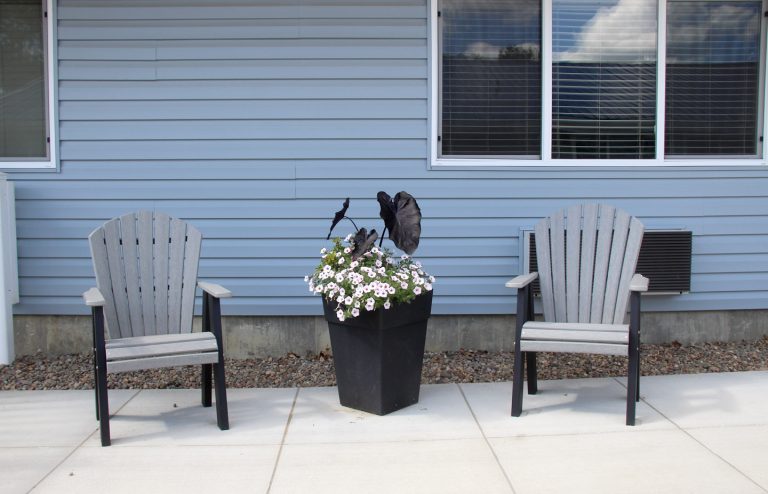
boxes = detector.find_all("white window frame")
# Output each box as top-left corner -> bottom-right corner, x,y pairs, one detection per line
1,0 -> 57,170
429,0 -> 768,168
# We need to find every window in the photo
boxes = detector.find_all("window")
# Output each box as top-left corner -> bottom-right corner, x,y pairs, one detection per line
0,0 -> 55,169
433,0 -> 767,166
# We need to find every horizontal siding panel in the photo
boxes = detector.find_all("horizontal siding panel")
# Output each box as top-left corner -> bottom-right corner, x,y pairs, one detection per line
15,292 -> 768,317
18,257 -> 517,279
59,4 -> 425,21
58,19 -> 426,41
60,120 -> 426,141
60,139 -> 426,160
59,100 -> 426,120
20,276 -> 510,298
59,80 -> 427,100
59,59 -> 427,81
15,218 -> 524,240
14,180 -> 295,200
16,198 -> 768,221
295,162 -> 768,180
693,254 -> 768,274
157,40 -> 426,60
295,178 -> 768,200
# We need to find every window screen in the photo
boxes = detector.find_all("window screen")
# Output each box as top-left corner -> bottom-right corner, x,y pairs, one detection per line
440,0 -> 542,157
0,0 -> 48,159
552,0 -> 657,159
665,0 -> 761,156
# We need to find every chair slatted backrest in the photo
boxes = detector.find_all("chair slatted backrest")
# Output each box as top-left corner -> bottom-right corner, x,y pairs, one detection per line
89,211 -> 202,339
534,204 -> 644,324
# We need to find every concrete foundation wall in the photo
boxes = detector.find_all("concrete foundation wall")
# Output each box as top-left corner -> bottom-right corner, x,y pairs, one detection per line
12,310 -> 768,359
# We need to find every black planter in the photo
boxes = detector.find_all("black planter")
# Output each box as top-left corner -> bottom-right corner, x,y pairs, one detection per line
322,291 -> 433,415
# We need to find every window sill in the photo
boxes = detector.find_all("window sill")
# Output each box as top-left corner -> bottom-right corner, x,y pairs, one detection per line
0,161 -> 57,171
429,158 -> 768,170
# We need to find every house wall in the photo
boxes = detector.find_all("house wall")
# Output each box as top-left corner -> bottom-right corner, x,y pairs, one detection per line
6,0 -> 768,338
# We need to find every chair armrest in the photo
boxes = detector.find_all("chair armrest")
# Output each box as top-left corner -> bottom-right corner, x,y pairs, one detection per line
83,287 -> 105,307
505,272 -> 538,289
630,274 -> 649,292
198,281 -> 233,298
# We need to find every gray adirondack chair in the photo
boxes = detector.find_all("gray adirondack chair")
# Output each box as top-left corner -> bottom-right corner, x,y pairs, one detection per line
506,204 -> 649,425
82,211 -> 231,446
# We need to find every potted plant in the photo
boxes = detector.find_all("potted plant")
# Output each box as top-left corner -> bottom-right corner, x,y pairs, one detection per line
305,192 -> 435,415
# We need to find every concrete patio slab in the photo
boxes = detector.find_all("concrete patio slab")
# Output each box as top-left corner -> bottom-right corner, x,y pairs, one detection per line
459,378 -> 673,437
269,438 -> 513,494
1,371 -> 767,494
31,444 -> 280,494
285,383 -> 482,444
0,447 -> 73,494
0,390 -> 136,447
686,425 -> 768,490
80,388 -> 296,447
490,429 -> 766,494
640,371 -> 768,428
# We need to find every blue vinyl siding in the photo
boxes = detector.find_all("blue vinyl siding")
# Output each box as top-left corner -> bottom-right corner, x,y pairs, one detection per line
6,0 -> 768,317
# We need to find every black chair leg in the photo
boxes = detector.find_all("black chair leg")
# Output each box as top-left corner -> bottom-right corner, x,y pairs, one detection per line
511,347 -> 524,417
214,360 -> 229,430
202,364 -> 213,407
636,346 -> 641,402
626,349 -> 638,426
206,294 -> 229,430
526,351 -> 538,395
93,306 -> 111,446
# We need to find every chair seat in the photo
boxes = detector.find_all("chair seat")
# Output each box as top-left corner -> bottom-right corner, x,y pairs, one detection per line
520,321 -> 629,356
106,332 -> 219,373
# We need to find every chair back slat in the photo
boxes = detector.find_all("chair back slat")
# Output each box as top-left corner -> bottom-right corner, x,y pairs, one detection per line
535,204 -> 644,324
590,205 -> 616,322
88,227 -> 121,339
89,212 -> 202,339
550,209 -> 567,321
602,210 -> 631,322
119,213 -> 144,337
137,211 -> 156,335
167,218 -> 187,333
180,227 -> 202,334
565,205 -> 582,321
612,217 -> 644,323
535,216 -> 555,321
153,213 -> 171,335
578,204 -> 599,322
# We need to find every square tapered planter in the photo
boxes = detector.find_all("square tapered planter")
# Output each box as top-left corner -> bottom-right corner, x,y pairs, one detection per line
322,291 -> 432,415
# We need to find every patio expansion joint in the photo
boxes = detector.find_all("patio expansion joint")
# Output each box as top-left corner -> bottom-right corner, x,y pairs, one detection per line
24,389 -> 142,494
611,376 -> 768,494
456,383 -> 517,494
266,387 -> 299,494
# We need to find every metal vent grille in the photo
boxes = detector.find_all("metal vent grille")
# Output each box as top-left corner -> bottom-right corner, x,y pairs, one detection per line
526,230 -> 692,294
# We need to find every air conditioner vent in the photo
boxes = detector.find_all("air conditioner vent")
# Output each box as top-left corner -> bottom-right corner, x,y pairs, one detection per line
525,230 -> 692,294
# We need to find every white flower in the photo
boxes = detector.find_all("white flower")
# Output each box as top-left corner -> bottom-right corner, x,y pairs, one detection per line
345,234 -> 353,242
429,276 -> 436,283
388,286 -> 395,294
337,295 -> 345,303
384,301 -> 391,309
344,296 -> 353,305
352,308 -> 360,317
320,248 -> 327,254
365,301 -> 375,311
375,259 -> 382,267
338,258 -> 345,265
401,254 -> 409,260
424,283 -> 432,291
304,275 -> 309,282
401,282 -> 408,289
322,265 -> 332,273
367,297 -> 375,306
414,286 -> 422,295
336,309 -> 345,321
335,273 -> 344,282
350,261 -> 359,269
344,247 -> 351,254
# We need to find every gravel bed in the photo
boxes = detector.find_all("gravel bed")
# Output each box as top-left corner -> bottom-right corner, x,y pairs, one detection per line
1,337 -> 766,391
